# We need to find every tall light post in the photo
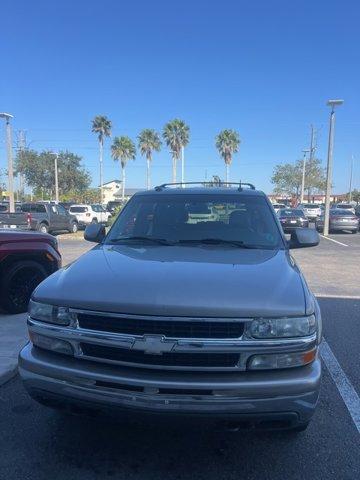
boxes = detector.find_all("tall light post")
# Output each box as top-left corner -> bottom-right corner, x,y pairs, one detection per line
349,155 -> 354,203
300,149 -> 310,204
50,151 -> 59,202
0,113 -> 15,212
323,99 -> 344,236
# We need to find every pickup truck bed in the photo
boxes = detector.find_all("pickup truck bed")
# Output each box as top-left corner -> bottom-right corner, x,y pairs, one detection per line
0,202 -> 78,234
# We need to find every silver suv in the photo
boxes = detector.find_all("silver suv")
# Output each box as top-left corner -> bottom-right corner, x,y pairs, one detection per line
19,184 -> 321,431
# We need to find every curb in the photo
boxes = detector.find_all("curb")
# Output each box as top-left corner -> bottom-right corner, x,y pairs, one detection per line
0,364 -> 18,386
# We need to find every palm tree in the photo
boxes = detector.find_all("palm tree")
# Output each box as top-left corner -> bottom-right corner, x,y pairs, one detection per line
111,136 -> 136,201
91,115 -> 112,204
163,119 -> 190,184
137,129 -> 162,190
215,129 -> 240,184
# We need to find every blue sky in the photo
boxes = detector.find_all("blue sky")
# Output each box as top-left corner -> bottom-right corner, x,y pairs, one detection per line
0,0 -> 359,193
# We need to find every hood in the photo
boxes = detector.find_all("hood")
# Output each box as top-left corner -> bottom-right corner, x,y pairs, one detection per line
33,244 -> 307,318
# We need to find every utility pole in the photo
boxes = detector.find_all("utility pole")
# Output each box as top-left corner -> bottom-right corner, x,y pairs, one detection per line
300,149 -> 309,204
17,130 -> 27,201
309,125 -> 315,162
349,155 -> 354,202
323,100 -> 344,236
54,153 -> 59,203
0,113 -> 15,212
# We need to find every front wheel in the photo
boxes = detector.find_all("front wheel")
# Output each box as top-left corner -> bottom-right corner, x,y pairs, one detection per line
1,261 -> 48,313
351,229 -> 358,234
69,221 -> 78,233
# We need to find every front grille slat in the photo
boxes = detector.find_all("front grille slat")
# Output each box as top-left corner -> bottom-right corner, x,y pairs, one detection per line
77,314 -> 244,339
81,343 -> 239,368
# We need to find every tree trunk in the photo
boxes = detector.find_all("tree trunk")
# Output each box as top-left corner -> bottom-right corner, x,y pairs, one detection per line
99,140 -> 103,204
146,155 -> 151,190
181,146 -> 184,187
225,164 -> 230,184
172,154 -> 177,183
122,165 -> 125,202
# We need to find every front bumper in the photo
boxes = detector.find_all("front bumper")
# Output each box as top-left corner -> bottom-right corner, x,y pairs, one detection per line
19,343 -> 321,426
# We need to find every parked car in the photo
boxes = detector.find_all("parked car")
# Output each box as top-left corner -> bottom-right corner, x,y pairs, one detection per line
272,203 -> 286,214
0,230 -> 61,313
278,208 -> 309,232
106,200 -> 125,214
19,183 -> 321,432
334,203 -> 356,215
0,202 -> 78,234
298,203 -> 322,221
315,209 -> 359,233
69,204 -> 111,228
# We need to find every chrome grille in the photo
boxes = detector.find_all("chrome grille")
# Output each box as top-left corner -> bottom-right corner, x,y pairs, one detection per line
77,313 -> 244,339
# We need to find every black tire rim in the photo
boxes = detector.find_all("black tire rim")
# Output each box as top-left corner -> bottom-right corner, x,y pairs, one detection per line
8,268 -> 45,310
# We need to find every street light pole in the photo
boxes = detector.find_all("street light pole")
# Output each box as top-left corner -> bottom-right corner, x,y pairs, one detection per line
349,155 -> 354,203
300,149 -> 309,204
323,99 -> 344,237
0,113 -> 15,213
54,153 -> 59,203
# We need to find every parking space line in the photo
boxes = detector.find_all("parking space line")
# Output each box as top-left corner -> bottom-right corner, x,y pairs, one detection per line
320,339 -> 360,434
320,235 -> 348,247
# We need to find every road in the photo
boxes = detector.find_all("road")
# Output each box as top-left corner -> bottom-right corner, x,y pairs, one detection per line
1,232 -> 359,479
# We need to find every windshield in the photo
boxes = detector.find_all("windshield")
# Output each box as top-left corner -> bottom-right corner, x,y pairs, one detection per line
70,206 -> 87,213
106,194 -> 283,249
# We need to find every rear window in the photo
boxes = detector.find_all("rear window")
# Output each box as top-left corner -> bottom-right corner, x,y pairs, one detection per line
21,203 -> 47,213
70,206 -> 88,213
279,209 -> 305,217
331,209 -> 354,216
302,204 -> 319,209
107,193 -> 283,249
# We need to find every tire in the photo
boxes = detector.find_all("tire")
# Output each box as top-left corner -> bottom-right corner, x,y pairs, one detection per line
351,229 -> 358,234
69,221 -> 78,234
38,222 -> 48,234
0,260 -> 48,314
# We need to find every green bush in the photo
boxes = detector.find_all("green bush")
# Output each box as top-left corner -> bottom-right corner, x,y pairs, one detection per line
108,205 -> 123,226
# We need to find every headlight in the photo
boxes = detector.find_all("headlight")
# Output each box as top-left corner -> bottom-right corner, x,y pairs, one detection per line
249,315 -> 316,339
29,300 -> 76,326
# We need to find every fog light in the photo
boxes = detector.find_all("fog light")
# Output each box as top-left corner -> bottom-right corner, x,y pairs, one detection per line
247,348 -> 316,370
29,331 -> 73,355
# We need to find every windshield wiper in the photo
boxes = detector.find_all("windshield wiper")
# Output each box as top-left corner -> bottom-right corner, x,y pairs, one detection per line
177,238 -> 261,248
109,236 -> 176,246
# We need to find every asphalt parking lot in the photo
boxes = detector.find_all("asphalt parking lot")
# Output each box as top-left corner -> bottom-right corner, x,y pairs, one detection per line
0,231 -> 359,480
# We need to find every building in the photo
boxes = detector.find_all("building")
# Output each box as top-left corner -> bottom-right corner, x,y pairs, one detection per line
101,180 -> 143,204
101,180 -> 122,204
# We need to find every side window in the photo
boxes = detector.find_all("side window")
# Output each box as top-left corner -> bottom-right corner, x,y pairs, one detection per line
35,204 -> 46,213
57,205 -> 67,215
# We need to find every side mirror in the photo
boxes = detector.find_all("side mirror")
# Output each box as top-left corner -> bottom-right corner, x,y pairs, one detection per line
288,228 -> 319,249
84,223 -> 106,243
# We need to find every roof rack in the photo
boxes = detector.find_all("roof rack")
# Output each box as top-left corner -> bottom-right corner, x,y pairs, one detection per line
154,182 -> 256,192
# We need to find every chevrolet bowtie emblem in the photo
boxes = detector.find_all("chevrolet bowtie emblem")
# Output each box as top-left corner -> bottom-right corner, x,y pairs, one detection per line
132,335 -> 176,355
